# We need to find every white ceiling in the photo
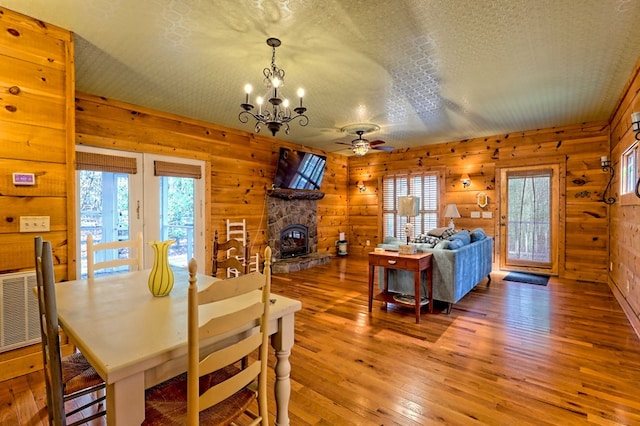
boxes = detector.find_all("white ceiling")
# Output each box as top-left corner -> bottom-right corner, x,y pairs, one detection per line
3,0 -> 640,155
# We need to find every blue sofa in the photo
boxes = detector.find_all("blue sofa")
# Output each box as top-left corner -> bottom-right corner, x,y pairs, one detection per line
377,229 -> 493,314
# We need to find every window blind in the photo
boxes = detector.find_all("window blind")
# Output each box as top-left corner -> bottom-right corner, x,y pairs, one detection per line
154,161 -> 202,179
76,151 -> 137,174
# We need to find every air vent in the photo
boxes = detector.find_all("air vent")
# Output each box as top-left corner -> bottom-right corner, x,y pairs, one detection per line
0,271 -> 40,353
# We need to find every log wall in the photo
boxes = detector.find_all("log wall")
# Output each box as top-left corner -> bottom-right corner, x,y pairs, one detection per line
348,122 -> 611,284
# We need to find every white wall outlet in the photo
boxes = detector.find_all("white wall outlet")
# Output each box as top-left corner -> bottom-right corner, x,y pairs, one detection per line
19,216 -> 50,232
482,212 -> 493,219
470,211 -> 481,218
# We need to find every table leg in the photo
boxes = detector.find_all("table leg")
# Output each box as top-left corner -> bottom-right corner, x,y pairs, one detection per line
413,270 -> 421,324
271,313 -> 295,426
368,264 -> 374,312
427,265 -> 433,314
106,372 -> 145,425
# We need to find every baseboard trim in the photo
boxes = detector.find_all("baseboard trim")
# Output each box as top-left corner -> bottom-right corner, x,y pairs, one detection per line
608,278 -> 640,340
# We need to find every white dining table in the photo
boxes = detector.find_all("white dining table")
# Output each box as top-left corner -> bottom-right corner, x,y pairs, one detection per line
53,267 -> 301,426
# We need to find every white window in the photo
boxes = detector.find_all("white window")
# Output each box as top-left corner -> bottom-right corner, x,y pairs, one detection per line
621,142 -> 639,196
382,173 -> 439,240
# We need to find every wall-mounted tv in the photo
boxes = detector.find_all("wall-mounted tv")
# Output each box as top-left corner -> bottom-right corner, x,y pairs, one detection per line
273,147 -> 327,190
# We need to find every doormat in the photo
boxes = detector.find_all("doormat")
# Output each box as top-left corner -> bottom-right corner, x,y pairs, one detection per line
504,272 -> 549,286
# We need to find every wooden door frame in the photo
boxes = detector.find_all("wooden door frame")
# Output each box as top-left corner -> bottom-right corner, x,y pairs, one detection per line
496,156 -> 566,276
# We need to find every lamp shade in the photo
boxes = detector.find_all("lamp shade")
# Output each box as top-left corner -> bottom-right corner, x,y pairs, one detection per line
398,196 -> 420,217
443,203 -> 461,218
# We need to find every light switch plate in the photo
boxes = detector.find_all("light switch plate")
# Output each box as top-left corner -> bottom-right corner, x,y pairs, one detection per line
19,216 -> 50,232
482,212 -> 493,219
470,211 -> 481,218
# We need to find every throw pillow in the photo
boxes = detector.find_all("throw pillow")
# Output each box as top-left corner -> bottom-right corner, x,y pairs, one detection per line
470,228 -> 487,242
449,229 -> 471,246
428,227 -> 450,237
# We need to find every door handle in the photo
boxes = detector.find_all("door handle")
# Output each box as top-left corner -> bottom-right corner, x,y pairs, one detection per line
387,260 -> 397,265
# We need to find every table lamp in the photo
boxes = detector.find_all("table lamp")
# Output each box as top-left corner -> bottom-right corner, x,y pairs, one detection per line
398,195 -> 420,243
443,203 -> 460,229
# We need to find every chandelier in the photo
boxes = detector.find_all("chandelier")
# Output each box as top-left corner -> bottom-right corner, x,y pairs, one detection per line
239,38 -> 309,136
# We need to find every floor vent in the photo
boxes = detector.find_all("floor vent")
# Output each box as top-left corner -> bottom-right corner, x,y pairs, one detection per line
0,271 -> 40,353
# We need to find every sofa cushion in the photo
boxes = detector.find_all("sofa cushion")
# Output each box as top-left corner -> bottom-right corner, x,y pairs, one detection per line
434,238 -> 464,250
470,228 -> 487,242
449,230 -> 471,246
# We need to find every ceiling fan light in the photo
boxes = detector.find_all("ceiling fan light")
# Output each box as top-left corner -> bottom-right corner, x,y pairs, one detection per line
353,140 -> 370,157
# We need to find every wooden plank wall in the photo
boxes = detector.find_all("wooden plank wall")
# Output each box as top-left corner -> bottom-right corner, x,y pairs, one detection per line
0,7 -> 74,279
74,93 -> 349,269
348,122 -> 611,284
0,6 -> 75,380
608,57 -> 640,332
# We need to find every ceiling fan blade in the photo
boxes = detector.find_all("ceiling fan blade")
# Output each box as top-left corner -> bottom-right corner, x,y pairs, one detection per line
369,140 -> 386,146
336,141 -> 354,147
372,145 -> 394,152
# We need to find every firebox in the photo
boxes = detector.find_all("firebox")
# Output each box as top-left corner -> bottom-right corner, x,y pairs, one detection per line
280,224 -> 308,258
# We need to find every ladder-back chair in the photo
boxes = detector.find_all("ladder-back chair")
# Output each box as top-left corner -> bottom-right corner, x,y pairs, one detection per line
144,247 -> 272,425
35,237 -> 106,425
86,231 -> 144,278
212,229 -> 249,277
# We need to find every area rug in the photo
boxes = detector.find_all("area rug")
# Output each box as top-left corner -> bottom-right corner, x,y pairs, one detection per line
504,272 -> 549,286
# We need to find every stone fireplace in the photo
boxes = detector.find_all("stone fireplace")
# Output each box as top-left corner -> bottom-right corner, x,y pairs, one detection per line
267,188 -> 332,273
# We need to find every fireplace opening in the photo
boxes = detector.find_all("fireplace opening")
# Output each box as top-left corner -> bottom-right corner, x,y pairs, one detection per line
280,224 -> 309,259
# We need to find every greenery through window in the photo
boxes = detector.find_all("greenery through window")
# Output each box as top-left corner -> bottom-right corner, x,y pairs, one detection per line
621,141 -> 638,195
382,173 -> 439,240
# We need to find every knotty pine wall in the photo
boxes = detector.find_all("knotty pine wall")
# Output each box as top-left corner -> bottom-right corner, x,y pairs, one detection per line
75,92 -> 349,272
0,8 -> 75,280
608,58 -> 640,333
0,7 -> 76,381
348,122 -> 611,285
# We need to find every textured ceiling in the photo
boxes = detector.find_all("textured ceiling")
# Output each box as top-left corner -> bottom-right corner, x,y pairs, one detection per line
3,0 -> 640,155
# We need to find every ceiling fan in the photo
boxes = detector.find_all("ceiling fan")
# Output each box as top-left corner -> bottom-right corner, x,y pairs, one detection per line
336,124 -> 394,157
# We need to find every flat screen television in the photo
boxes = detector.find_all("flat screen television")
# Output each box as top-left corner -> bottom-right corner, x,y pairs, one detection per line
273,147 -> 327,190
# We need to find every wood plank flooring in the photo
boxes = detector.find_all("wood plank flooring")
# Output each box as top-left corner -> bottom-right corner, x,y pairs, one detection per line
2,255 -> 640,425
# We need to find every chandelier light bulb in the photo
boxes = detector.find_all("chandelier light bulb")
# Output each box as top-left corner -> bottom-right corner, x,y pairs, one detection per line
244,84 -> 252,94
272,77 -> 281,88
283,99 -> 290,108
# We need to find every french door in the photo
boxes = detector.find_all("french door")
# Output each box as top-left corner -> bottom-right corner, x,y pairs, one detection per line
76,146 -> 205,277
499,165 -> 559,274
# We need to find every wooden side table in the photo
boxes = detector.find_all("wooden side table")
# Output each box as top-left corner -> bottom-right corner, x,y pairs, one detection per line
368,251 -> 433,323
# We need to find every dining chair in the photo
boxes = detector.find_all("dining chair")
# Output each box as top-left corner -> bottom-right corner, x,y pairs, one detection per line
212,229 -> 249,277
86,231 -> 144,278
34,237 -> 107,426
227,219 -> 261,274
143,247 -> 272,425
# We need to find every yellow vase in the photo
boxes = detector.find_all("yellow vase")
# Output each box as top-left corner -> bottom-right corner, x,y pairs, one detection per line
148,240 -> 175,297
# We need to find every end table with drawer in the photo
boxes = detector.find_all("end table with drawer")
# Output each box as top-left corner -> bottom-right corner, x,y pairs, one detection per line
368,251 -> 433,323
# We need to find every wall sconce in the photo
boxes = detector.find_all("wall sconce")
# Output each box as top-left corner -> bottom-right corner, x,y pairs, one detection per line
356,180 -> 366,192
460,173 -> 471,188
600,156 -> 615,205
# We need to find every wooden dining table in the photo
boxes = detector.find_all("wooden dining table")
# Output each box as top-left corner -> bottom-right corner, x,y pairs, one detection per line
52,267 -> 302,425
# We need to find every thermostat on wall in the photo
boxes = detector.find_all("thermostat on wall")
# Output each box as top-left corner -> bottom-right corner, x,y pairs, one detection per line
13,173 -> 35,186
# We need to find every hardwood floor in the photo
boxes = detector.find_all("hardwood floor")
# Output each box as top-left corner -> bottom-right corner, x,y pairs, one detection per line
2,255 -> 640,425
